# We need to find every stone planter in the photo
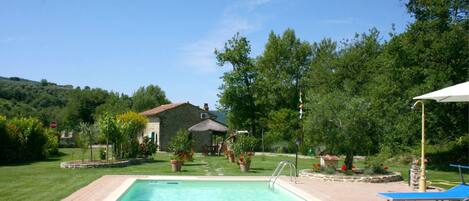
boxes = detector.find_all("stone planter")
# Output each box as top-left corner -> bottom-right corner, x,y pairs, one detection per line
320,155 -> 339,169
60,158 -> 151,169
299,169 -> 403,183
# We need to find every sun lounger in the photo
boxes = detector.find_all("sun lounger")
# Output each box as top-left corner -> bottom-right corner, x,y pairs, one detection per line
378,164 -> 469,201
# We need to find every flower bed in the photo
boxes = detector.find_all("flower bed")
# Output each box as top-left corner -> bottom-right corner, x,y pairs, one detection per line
299,169 -> 403,183
60,158 -> 150,169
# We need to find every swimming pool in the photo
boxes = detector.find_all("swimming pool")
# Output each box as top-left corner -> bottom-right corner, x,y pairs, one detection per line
117,180 -> 306,201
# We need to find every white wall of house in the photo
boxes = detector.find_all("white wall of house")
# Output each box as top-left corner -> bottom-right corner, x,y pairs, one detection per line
143,116 -> 160,150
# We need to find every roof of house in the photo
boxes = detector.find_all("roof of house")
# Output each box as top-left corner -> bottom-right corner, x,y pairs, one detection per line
140,103 -> 186,116
188,119 -> 228,133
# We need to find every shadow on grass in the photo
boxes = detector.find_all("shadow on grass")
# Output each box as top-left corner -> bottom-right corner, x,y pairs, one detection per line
250,167 -> 268,171
0,157 -> 61,166
183,163 -> 206,167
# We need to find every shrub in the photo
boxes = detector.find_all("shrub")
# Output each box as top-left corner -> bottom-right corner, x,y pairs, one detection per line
232,134 -> 257,157
99,148 -> 106,160
45,128 -> 59,156
425,134 -> 469,170
168,129 -> 192,160
365,155 -> 389,175
323,167 -> 336,174
138,136 -> 157,158
312,163 -> 321,172
2,117 -> 48,162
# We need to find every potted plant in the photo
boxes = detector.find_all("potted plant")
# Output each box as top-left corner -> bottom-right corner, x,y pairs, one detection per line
232,134 -> 257,172
238,153 -> 252,172
168,129 -> 192,169
170,155 -> 182,172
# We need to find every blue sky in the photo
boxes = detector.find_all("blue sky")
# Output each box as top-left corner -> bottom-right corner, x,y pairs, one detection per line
1,0 -> 412,109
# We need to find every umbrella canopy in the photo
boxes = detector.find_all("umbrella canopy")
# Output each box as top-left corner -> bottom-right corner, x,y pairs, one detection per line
188,119 -> 228,133
413,81 -> 469,102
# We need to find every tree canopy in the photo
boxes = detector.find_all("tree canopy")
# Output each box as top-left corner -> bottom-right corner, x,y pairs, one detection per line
216,0 -> 468,165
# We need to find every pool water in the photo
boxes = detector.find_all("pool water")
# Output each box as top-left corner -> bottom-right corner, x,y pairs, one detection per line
118,180 -> 305,201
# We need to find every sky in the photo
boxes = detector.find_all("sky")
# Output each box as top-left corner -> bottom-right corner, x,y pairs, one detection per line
0,0 -> 413,109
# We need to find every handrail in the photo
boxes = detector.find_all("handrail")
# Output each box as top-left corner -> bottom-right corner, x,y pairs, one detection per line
450,164 -> 469,184
268,160 -> 296,189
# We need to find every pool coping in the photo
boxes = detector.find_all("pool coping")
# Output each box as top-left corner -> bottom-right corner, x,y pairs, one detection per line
103,176 -> 320,201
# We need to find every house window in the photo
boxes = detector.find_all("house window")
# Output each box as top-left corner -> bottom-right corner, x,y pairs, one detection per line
150,132 -> 155,142
200,113 -> 209,119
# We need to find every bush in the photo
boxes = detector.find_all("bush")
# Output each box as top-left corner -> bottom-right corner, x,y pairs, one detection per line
425,134 -> 469,170
323,167 -> 336,174
45,128 -> 59,156
232,134 -> 257,157
168,129 -> 192,160
365,155 -> 389,175
1,116 -> 49,162
138,136 -> 157,158
99,148 -> 106,160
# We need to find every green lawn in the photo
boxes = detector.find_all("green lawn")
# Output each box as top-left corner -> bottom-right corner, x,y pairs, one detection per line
0,148 -> 466,201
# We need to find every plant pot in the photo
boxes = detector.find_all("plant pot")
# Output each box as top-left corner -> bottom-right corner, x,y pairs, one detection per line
171,160 -> 181,172
239,161 -> 250,172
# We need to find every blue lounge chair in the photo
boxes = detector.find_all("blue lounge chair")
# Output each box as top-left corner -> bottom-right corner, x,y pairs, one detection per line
378,164 -> 469,201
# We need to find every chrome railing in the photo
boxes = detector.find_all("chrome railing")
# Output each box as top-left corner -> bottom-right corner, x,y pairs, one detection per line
268,160 -> 296,189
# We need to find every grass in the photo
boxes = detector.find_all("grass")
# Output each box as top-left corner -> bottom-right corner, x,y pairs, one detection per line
0,148 -> 466,201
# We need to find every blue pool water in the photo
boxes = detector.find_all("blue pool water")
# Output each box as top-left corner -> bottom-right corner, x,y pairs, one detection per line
118,180 -> 306,201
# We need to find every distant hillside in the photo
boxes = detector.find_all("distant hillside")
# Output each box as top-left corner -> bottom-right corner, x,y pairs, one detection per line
0,76 -> 73,125
210,110 -> 227,125
0,76 -> 170,130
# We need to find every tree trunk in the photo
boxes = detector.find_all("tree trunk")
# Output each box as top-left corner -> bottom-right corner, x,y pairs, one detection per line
90,143 -> 93,161
106,137 -> 109,161
345,152 -> 354,170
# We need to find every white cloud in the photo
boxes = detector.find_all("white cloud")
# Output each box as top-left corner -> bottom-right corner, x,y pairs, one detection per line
180,0 -> 269,74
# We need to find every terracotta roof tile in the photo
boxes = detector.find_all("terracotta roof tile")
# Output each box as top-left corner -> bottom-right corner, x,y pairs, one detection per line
140,103 -> 186,116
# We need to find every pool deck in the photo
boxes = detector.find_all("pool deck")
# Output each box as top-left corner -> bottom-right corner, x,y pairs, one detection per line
62,175 -> 426,201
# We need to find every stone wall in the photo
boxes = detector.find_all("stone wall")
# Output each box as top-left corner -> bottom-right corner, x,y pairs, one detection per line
191,131 -> 212,152
158,104 -> 207,151
60,158 -> 150,169
299,169 -> 403,183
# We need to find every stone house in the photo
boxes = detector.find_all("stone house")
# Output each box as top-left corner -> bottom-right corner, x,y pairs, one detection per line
140,102 -> 226,152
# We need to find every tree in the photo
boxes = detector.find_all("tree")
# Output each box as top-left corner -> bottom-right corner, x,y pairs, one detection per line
215,33 -> 259,136
117,111 -> 148,158
95,92 -> 132,117
98,113 -> 118,161
305,93 -> 376,170
256,29 -> 312,112
132,85 -> 170,112
264,109 -> 300,152
78,122 -> 98,161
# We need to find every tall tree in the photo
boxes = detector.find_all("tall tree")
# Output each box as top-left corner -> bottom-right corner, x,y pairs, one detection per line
132,85 -> 170,112
215,33 -> 259,136
256,29 -> 312,112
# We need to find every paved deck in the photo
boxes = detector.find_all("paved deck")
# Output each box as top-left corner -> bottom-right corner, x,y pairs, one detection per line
62,175 -> 425,201
284,177 -> 415,201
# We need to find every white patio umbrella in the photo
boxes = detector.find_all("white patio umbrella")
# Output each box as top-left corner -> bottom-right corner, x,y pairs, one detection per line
414,81 -> 469,131
413,81 -> 469,191
414,81 -> 469,102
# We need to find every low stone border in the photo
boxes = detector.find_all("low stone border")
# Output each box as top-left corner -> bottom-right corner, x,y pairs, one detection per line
60,158 -> 150,169
299,169 -> 403,183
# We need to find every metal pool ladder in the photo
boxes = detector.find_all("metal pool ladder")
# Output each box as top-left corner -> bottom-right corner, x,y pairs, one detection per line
268,160 -> 296,189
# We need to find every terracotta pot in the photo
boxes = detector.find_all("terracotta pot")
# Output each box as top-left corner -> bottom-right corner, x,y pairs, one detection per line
239,161 -> 250,172
170,160 -> 181,172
